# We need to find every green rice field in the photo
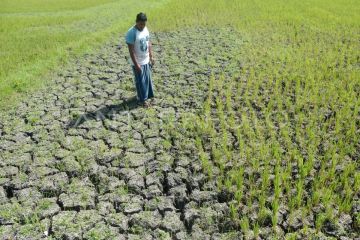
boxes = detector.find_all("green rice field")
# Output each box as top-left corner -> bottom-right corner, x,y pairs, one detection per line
0,0 -> 359,239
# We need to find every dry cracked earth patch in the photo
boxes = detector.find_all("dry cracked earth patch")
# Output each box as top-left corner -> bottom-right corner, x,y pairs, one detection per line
0,28 -> 245,239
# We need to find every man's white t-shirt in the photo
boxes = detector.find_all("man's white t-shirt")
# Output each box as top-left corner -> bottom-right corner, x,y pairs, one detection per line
125,26 -> 150,65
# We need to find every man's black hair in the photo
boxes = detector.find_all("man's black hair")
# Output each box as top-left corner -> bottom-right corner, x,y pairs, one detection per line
136,12 -> 147,22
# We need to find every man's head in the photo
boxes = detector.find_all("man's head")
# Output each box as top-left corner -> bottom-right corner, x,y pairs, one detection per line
135,12 -> 147,31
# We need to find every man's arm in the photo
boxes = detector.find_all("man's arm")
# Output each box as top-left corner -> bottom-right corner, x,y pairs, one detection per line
127,44 -> 141,73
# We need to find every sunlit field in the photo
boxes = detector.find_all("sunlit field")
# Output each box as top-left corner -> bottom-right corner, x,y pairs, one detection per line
0,0 -> 359,238
0,0 -> 167,109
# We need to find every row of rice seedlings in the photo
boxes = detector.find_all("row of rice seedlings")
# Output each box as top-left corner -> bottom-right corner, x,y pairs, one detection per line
224,75 -> 244,208
271,140 -> 283,230
232,73 -> 247,209
225,75 -> 237,131
204,74 -> 215,118
229,66 -> 260,230
214,73 -> 228,188
223,69 -> 262,233
195,134 -> 213,179
191,74 -> 218,179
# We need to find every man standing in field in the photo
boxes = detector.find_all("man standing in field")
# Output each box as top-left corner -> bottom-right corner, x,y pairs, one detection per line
125,12 -> 155,108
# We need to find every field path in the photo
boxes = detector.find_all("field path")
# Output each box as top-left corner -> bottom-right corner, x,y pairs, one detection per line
0,28 -> 243,239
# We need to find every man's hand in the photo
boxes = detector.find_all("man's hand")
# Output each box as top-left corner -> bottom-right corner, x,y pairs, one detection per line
150,58 -> 155,66
135,64 -> 142,74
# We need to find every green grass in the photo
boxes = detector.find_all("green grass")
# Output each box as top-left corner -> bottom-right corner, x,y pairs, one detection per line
0,0 -> 169,109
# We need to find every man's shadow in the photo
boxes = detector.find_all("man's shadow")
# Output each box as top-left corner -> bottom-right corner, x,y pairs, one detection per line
66,96 -> 139,128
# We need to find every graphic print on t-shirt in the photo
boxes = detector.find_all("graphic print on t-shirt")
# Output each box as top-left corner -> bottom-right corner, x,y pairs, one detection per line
140,38 -> 147,52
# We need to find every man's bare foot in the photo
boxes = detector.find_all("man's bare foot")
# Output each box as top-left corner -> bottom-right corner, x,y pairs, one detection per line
143,101 -> 151,108
137,100 -> 152,108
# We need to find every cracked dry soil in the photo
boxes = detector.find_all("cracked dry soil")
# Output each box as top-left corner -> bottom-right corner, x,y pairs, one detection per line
0,28 -> 245,239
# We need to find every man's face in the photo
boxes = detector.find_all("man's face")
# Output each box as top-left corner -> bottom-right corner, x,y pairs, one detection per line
136,21 -> 146,31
